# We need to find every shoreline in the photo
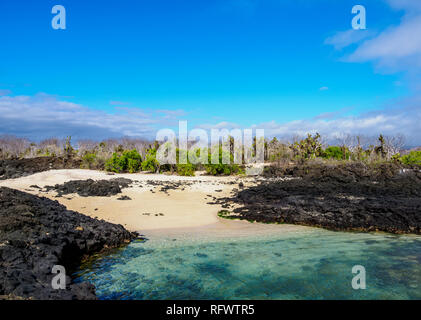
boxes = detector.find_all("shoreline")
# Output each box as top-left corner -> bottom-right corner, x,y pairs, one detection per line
0,169 -> 258,233
1,168 -> 317,242
2,167 -> 421,236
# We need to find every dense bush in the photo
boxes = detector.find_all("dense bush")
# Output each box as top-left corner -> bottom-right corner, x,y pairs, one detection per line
105,149 -> 142,173
174,149 -> 195,176
176,163 -> 195,176
401,151 -> 421,166
141,148 -> 160,172
204,147 -> 243,176
323,146 -> 350,160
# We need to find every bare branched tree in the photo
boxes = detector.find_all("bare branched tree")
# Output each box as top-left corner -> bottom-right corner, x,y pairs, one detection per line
384,134 -> 406,157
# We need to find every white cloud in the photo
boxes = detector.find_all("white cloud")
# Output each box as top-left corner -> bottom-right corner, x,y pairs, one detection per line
201,101 -> 421,145
0,94 -> 184,140
326,1 -> 421,74
197,121 -> 241,130
324,29 -> 375,50
258,104 -> 420,144
320,0 -> 421,145
319,86 -> 329,91
386,0 -> 421,12
347,16 -> 421,70
2,93 -> 420,144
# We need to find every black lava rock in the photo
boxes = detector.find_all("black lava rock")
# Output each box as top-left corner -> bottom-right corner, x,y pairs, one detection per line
0,157 -> 81,180
219,164 -> 421,234
0,187 -> 137,300
44,178 -> 133,197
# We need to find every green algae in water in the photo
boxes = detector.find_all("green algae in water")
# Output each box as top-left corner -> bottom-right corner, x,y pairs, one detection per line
73,230 -> 421,300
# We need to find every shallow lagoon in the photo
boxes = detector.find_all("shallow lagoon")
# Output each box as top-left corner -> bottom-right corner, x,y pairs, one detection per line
74,228 -> 421,300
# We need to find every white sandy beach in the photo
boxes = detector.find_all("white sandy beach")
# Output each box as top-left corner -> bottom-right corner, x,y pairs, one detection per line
0,169 -> 309,238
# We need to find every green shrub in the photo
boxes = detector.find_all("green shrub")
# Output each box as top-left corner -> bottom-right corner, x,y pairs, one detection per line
81,152 -> 97,169
127,158 -> 140,173
105,153 -> 125,173
401,151 -> 421,166
323,146 -> 350,160
176,163 -> 195,176
105,149 -> 142,173
141,149 -> 160,172
204,146 -> 242,176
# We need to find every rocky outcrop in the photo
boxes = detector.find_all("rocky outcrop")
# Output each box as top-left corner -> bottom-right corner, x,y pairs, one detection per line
0,187 -> 137,300
44,178 -> 133,197
221,163 -> 421,234
0,157 -> 81,180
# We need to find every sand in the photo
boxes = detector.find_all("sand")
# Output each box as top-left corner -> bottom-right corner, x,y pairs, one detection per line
0,169 -> 309,237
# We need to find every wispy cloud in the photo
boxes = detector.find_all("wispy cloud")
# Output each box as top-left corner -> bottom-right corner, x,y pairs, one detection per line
110,100 -> 130,106
319,86 -> 329,91
313,107 -> 352,120
197,121 -> 241,130
324,29 -> 375,51
0,89 -> 11,96
155,109 -> 187,119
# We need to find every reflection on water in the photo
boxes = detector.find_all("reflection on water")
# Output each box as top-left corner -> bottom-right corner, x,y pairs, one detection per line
74,228 -> 421,300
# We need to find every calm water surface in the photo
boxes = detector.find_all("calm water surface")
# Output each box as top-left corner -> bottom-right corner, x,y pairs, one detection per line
74,228 -> 421,300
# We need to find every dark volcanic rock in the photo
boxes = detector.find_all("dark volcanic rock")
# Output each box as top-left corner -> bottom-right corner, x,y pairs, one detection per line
0,187 -> 137,300
0,157 -> 81,180
117,195 -> 132,201
263,161 -> 404,182
45,178 -> 133,197
221,165 -> 421,234
145,180 -> 193,194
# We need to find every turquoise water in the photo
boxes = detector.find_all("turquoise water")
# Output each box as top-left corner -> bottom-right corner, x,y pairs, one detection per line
74,229 -> 421,300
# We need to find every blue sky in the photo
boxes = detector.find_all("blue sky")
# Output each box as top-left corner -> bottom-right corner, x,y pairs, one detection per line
1,0 -> 420,143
